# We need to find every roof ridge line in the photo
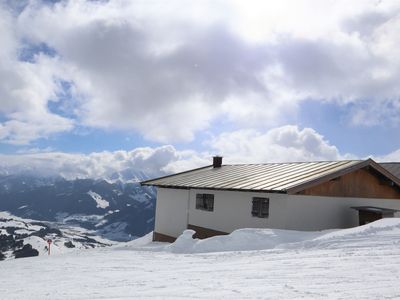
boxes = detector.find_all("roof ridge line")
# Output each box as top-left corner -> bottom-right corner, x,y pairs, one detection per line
223,159 -> 362,166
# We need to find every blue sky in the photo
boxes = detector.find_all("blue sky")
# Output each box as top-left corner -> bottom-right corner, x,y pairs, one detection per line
1,99 -> 399,157
296,100 -> 400,157
0,0 -> 400,178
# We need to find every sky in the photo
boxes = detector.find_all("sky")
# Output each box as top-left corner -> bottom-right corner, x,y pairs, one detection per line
0,0 -> 400,179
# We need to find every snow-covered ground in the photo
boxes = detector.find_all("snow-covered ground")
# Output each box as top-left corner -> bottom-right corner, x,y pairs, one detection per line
0,211 -> 113,259
2,219 -> 400,299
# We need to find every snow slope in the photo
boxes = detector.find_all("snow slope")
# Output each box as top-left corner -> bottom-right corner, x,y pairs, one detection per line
2,219 -> 400,299
87,190 -> 110,209
0,211 -> 113,260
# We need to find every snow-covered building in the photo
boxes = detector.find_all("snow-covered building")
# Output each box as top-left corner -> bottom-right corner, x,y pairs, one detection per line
142,158 -> 400,242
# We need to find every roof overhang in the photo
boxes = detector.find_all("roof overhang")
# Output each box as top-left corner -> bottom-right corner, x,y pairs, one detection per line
285,158 -> 400,194
141,184 -> 287,194
351,206 -> 400,213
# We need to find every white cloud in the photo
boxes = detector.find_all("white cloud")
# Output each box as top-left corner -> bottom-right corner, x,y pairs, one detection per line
0,146 -> 169,179
0,0 -> 399,145
0,125 -> 357,179
19,3 -> 273,141
209,125 -> 345,164
0,5 -> 73,144
375,149 -> 400,162
0,145 -> 210,180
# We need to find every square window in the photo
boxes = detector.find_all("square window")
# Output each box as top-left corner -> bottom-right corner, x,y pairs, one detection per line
252,197 -> 269,218
196,193 -> 214,211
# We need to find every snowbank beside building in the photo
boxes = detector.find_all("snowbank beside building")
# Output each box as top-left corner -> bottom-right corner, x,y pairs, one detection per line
119,218 -> 400,254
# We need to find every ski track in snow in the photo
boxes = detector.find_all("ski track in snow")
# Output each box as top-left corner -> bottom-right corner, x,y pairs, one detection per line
2,219 -> 400,299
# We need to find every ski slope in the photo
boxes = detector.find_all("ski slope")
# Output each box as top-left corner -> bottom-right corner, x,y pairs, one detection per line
1,219 -> 400,299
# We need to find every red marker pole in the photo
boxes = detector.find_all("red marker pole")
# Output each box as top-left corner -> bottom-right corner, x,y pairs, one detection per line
47,239 -> 52,255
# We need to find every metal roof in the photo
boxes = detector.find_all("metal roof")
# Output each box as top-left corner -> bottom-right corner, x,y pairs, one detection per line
381,163 -> 400,179
141,159 -> 399,193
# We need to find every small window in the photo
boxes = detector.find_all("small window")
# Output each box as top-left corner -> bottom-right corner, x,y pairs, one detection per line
252,197 -> 269,218
196,193 -> 214,211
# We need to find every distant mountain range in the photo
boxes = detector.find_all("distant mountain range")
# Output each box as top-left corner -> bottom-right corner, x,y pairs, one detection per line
0,170 -> 157,243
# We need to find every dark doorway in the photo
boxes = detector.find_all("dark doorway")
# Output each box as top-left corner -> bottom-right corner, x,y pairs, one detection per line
351,206 -> 398,226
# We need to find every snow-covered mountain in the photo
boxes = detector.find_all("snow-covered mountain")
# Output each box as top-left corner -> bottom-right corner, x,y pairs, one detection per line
0,172 -> 156,242
0,211 -> 113,260
106,168 -> 151,184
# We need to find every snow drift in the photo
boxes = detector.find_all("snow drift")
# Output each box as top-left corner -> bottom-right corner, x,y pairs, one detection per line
123,218 -> 400,254
165,228 -> 322,253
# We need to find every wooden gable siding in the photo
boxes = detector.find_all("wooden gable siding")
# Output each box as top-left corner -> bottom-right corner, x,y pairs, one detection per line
296,167 -> 400,199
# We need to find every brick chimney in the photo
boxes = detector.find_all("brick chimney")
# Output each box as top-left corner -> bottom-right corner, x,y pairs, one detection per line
213,156 -> 223,168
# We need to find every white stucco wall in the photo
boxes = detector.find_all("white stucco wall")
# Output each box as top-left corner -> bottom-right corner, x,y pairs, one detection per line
154,188 -> 189,237
284,194 -> 400,231
188,189 -> 289,233
154,187 -> 400,238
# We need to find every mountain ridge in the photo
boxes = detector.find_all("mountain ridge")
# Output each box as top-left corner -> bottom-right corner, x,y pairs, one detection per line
0,170 -> 157,242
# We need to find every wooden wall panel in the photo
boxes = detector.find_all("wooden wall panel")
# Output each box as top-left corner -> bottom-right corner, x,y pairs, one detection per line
153,226 -> 228,242
297,168 -> 400,199
188,224 -> 228,239
153,231 -> 176,243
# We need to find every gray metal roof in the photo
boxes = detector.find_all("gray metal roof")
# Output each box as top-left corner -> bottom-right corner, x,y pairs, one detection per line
381,163 -> 400,179
142,160 -> 385,193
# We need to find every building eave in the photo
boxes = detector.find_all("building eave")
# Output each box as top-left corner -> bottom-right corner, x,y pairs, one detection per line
286,158 -> 400,195
143,184 -> 288,194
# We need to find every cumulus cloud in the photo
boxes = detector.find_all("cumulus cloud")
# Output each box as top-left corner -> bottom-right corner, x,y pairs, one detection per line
209,125 -> 344,164
0,125 -> 355,179
0,145 -> 195,179
0,5 -> 73,144
17,2 -> 273,142
0,0 -> 400,145
375,149 -> 400,162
